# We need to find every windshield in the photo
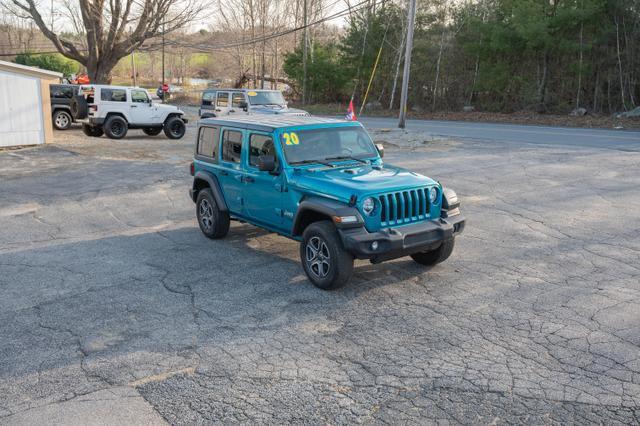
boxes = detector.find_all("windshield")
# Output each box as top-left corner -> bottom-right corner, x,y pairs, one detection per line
248,91 -> 285,106
281,127 -> 378,165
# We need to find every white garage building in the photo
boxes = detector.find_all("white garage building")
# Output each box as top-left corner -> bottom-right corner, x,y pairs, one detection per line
0,60 -> 62,147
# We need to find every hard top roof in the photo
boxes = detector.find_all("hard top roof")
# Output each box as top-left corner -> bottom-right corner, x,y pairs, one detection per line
80,84 -> 145,90
199,115 -> 357,131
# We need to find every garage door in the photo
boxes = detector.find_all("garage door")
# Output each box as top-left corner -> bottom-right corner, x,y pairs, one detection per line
0,70 -> 44,147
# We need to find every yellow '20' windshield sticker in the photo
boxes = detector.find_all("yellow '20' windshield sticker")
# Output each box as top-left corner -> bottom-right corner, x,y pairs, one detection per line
247,91 -> 258,96
282,132 -> 300,145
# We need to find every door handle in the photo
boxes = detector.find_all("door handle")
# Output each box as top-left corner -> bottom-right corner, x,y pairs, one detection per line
131,105 -> 137,108
243,176 -> 254,183
229,109 -> 236,113
219,170 -> 229,176
215,109 -> 221,112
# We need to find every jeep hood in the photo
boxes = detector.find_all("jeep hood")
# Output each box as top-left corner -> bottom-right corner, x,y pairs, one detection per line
289,163 -> 438,201
155,103 -> 183,114
250,105 -> 308,115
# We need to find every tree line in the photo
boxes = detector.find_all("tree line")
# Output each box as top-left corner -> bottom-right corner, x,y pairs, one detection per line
284,0 -> 640,114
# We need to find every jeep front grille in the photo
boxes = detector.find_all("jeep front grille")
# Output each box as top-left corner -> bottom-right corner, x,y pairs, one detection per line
379,188 -> 431,226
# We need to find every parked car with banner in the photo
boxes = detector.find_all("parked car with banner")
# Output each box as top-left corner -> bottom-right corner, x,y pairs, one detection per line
188,116 -> 465,289
199,89 -> 309,118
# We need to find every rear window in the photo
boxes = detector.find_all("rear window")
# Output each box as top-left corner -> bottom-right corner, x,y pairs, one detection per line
197,126 -> 220,160
202,91 -> 216,105
216,92 -> 229,107
101,88 -> 127,102
221,130 -> 242,163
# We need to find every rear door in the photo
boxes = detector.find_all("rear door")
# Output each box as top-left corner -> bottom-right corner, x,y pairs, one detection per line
217,128 -> 245,214
214,91 -> 230,116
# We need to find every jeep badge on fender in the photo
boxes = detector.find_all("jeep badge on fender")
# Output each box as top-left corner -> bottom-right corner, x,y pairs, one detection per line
189,116 -> 465,290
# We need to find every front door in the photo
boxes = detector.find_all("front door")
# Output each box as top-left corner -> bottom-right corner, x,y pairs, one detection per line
242,131 -> 284,230
129,89 -> 153,124
218,128 -> 245,214
229,92 -> 246,116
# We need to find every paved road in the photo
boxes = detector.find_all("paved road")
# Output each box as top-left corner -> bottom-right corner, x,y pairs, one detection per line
1,125 -> 639,424
360,117 -> 640,150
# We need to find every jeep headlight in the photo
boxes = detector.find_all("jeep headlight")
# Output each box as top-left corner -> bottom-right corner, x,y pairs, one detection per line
362,197 -> 375,216
428,187 -> 438,204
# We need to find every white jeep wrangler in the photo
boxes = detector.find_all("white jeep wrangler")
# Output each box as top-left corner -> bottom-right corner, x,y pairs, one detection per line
71,85 -> 188,140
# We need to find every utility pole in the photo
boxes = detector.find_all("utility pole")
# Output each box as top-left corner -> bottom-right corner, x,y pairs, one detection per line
302,0 -> 308,105
131,50 -> 137,86
161,22 -> 165,104
398,0 -> 416,129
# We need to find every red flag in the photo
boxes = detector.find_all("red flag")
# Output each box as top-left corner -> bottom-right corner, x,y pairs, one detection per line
345,99 -> 357,121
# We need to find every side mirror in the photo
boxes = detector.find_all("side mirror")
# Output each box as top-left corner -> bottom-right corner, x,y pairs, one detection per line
239,101 -> 248,111
375,143 -> 384,158
257,155 -> 276,172
148,98 -> 153,105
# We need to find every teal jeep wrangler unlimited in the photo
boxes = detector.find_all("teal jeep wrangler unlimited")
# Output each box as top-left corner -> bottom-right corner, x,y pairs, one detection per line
190,116 -> 465,289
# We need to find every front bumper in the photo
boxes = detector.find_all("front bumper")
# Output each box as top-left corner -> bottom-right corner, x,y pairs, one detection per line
338,215 -> 465,263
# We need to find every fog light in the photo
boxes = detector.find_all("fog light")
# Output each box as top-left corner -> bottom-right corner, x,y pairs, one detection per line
371,241 -> 379,250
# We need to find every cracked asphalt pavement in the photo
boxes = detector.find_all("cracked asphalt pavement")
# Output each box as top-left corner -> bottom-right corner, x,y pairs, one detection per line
1,122 -> 639,424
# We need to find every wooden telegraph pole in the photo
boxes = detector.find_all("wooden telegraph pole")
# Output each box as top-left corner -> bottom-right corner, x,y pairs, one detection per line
398,0 -> 416,128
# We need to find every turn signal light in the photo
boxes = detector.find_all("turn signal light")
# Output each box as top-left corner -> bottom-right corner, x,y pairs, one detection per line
189,162 -> 195,176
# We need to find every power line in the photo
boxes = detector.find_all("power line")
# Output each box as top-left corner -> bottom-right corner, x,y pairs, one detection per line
163,0 -> 371,53
0,0 -> 371,59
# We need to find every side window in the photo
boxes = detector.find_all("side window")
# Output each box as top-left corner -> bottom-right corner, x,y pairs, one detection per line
232,92 -> 245,108
216,92 -> 229,107
101,88 -> 126,102
221,130 -> 242,163
202,91 -> 215,105
131,89 -> 149,103
61,87 -> 75,98
197,126 -> 220,159
249,134 -> 277,167
50,86 -> 63,98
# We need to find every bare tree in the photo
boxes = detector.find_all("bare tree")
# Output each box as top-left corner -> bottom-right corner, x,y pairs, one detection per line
6,0 -> 204,82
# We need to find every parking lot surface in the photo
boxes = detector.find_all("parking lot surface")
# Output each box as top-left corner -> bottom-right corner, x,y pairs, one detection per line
1,123 -> 639,424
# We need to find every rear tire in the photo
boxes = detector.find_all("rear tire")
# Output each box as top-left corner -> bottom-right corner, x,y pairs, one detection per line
410,238 -> 455,266
53,110 -> 72,130
300,221 -> 353,290
82,124 -> 104,137
163,116 -> 186,139
196,188 -> 230,239
143,127 -> 163,136
104,115 -> 128,139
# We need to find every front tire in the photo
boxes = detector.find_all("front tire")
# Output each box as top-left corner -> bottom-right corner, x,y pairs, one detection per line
163,116 -> 186,139
196,188 -> 230,239
104,115 -> 128,139
53,110 -> 72,130
82,124 -> 104,137
143,127 -> 163,136
300,221 -> 354,290
410,238 -> 455,266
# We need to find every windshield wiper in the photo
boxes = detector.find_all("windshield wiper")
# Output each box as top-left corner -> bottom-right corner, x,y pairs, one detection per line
290,159 -> 335,167
324,155 -> 369,165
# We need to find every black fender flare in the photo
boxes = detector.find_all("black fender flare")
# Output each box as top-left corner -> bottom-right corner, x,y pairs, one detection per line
191,170 -> 228,212
292,197 -> 363,236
